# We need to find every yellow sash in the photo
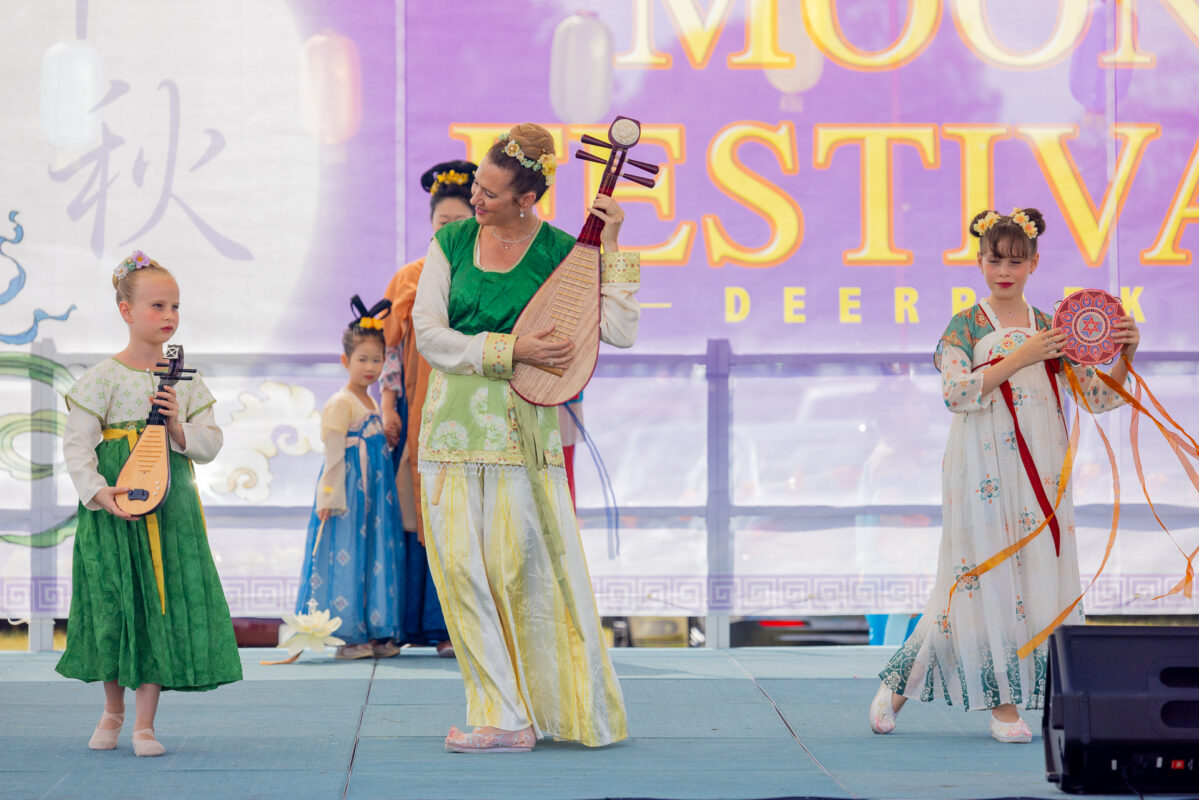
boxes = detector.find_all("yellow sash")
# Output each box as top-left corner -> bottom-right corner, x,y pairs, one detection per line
102,427 -> 166,615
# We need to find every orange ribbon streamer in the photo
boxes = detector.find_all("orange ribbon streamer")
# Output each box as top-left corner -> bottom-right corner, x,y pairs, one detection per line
1094,360 -> 1197,599
947,355 -> 1199,661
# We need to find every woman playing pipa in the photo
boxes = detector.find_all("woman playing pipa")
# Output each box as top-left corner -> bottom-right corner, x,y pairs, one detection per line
412,121 -> 648,752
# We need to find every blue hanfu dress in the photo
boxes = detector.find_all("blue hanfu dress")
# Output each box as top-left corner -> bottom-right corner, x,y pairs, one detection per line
296,389 -> 405,644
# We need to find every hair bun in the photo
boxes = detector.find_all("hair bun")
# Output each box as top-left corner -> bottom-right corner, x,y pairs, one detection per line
1019,207 -> 1047,236
968,210 -> 999,239
506,123 -> 555,160
420,160 -> 477,194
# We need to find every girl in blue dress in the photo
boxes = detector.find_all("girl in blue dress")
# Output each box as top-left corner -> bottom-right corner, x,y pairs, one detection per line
296,297 -> 406,658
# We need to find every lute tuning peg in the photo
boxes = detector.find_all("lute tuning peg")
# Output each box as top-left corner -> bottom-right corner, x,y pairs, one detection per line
620,173 -> 656,188
579,133 -> 613,149
575,150 -> 608,166
625,158 -> 659,175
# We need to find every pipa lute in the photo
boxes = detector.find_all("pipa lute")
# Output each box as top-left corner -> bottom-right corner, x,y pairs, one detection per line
509,116 -> 657,406
114,344 -> 195,516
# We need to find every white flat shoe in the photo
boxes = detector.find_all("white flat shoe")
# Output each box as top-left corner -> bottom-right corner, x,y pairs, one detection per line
990,714 -> 1033,743
869,682 -> 900,734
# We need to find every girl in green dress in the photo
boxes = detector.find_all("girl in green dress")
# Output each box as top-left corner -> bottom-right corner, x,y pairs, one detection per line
56,252 -> 242,756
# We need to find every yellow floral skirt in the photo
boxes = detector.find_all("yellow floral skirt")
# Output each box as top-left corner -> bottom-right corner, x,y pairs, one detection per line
419,461 -> 627,746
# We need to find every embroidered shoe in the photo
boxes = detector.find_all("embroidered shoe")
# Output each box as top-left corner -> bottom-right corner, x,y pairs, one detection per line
443,725 -> 535,753
335,643 -> 374,660
88,710 -> 124,750
869,683 -> 900,734
371,641 -> 402,658
990,714 -> 1033,743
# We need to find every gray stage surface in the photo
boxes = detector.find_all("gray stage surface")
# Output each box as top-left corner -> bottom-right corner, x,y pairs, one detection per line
0,646 -> 1122,799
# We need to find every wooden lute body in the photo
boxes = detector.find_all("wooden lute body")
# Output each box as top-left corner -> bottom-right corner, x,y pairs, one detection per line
510,117 -> 657,407
115,345 -> 195,516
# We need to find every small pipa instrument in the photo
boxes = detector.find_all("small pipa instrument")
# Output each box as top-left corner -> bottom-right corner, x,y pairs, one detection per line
115,345 -> 195,516
510,116 -> 657,406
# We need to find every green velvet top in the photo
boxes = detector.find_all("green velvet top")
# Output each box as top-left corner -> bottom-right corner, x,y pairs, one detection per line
435,217 -> 577,336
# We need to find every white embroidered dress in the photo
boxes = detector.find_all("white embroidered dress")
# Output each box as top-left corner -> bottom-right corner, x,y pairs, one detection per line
880,301 -> 1124,710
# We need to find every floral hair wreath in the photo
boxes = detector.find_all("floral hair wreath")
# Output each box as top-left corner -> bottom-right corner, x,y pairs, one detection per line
971,208 -> 1038,240
430,169 -> 471,195
349,294 -> 391,331
113,250 -> 152,280
497,132 -> 557,187
1009,207 -> 1039,240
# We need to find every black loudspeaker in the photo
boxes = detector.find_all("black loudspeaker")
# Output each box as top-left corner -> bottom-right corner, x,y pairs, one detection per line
1044,624 -> 1199,794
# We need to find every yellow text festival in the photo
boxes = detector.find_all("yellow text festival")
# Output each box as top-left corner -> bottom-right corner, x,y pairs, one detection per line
451,122 -> 1199,270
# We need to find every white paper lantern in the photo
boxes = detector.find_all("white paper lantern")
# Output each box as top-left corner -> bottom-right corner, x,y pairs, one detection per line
764,3 -> 824,96
299,31 -> 362,145
549,11 -> 614,125
40,40 -> 103,150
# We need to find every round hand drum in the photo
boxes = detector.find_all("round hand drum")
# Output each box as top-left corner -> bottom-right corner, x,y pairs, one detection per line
1052,289 -> 1124,365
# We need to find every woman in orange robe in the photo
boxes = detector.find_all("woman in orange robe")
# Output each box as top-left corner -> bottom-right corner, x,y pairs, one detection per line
380,160 -> 476,655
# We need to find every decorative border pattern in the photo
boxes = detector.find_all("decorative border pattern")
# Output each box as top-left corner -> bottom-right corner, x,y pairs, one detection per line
587,574 -> 1199,616
481,333 -> 515,380
2,574 -> 1195,617
601,251 -> 640,284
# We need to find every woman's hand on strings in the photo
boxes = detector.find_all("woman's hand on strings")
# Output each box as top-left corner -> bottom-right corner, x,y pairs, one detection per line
590,195 -> 625,252
95,486 -> 139,521
1014,327 -> 1068,368
514,325 -> 574,371
1111,314 -> 1140,359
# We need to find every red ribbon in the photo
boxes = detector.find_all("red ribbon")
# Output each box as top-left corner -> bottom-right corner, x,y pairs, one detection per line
976,357 -> 1067,555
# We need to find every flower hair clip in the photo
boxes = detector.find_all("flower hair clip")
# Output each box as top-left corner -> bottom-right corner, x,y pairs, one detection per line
971,211 -> 1002,237
497,133 -> 557,187
1010,208 -> 1038,239
348,294 -> 392,330
431,169 -> 471,194
114,250 -> 152,280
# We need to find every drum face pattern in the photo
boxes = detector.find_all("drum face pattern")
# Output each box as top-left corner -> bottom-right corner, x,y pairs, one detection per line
1053,289 -> 1124,365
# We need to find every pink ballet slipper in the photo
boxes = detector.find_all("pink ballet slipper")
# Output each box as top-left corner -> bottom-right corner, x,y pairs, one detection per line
132,727 -> 165,757
990,714 -> 1033,743
869,682 -> 901,734
443,725 -> 535,753
88,710 -> 124,750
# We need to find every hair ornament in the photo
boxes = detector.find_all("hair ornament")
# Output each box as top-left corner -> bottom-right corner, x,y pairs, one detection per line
349,295 -> 392,331
430,169 -> 471,195
114,250 -> 152,280
971,211 -> 1001,237
1010,208 -> 1038,240
497,132 -> 556,187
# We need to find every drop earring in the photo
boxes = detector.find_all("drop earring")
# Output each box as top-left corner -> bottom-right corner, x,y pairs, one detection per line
520,209 -> 525,219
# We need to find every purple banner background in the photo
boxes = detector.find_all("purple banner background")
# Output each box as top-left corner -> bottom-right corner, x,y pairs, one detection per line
404,1 -> 1198,355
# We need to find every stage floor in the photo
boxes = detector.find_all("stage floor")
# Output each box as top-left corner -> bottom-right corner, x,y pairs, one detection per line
0,646 -> 1125,800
